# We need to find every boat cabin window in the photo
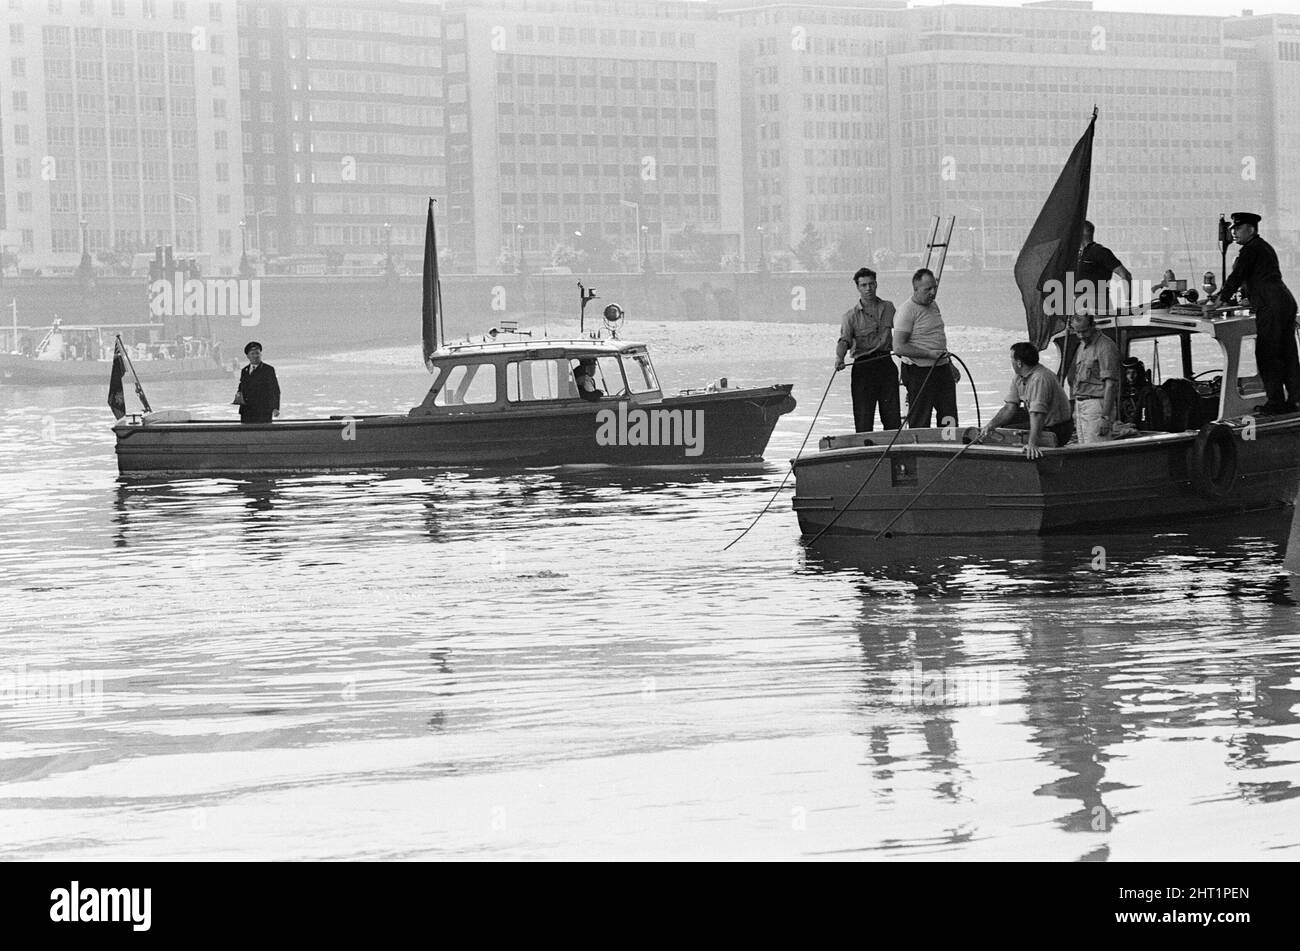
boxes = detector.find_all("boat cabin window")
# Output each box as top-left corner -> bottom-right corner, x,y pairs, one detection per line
623,352 -> 660,394
1236,335 -> 1263,396
507,358 -> 577,401
433,363 -> 498,406
505,355 -> 624,401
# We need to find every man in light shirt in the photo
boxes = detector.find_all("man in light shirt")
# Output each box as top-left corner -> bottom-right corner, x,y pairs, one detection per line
892,268 -> 957,427
834,267 -> 899,431
1068,313 -> 1120,442
980,342 -> 1074,459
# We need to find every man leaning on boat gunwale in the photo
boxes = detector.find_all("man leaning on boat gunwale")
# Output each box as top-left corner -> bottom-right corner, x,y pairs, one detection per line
980,342 -> 1074,459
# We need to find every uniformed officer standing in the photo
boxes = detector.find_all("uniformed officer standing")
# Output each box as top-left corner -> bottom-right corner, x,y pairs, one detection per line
1205,212 -> 1300,414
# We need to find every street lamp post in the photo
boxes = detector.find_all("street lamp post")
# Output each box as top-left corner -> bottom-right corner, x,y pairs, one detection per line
383,220 -> 394,275
174,192 -> 198,262
619,199 -> 640,273
239,218 -> 250,276
251,209 -> 273,273
963,205 -> 987,269
78,216 -> 91,280
756,225 -> 766,272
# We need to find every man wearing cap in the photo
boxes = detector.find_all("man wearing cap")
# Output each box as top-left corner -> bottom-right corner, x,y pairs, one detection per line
834,266 -> 900,432
234,341 -> 280,423
1076,221 -> 1133,315
1205,212 -> 1299,414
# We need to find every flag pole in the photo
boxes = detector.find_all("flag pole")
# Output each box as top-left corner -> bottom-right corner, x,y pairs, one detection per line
116,334 -> 153,414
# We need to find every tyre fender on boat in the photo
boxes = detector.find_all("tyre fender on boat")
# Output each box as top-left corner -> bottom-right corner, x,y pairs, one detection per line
1189,422 -> 1238,499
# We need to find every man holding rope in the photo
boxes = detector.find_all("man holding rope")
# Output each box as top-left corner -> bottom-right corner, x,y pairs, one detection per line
893,268 -> 958,428
834,267 -> 900,432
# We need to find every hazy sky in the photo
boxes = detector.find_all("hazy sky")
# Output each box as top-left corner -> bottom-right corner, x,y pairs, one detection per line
911,0 -> 1284,17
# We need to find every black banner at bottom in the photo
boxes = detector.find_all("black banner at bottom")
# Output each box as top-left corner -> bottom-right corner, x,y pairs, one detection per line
0,860 -> 1277,939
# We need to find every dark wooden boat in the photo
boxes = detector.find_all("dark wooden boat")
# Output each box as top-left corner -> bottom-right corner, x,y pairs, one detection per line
112,202 -> 795,476
794,114 -> 1298,538
792,305 -> 1300,537
114,335 -> 795,475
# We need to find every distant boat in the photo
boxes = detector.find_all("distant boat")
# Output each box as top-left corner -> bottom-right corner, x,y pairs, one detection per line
791,111 -> 1300,537
2,316 -> 232,386
111,200 -> 796,477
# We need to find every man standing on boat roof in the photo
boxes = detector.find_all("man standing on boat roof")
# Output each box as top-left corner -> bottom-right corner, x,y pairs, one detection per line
1204,212 -> 1299,414
234,341 -> 280,424
1067,312 -> 1120,443
892,268 -> 958,428
834,266 -> 900,432
980,342 -> 1074,459
1076,221 -> 1132,314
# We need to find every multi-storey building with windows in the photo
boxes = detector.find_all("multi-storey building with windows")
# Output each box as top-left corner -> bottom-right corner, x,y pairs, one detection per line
724,1 -> 1299,271
0,0 -> 243,274
1224,11 -> 1300,252
236,0 -> 445,271
723,1 -> 904,266
883,3 -> 1258,270
443,0 -> 744,273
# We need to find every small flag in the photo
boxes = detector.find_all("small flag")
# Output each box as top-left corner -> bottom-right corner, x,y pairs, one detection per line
108,337 -> 127,420
422,198 -> 441,370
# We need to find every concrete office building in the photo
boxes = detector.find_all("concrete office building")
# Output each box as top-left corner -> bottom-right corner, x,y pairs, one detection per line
884,3 -> 1259,272
235,0 -> 445,272
443,0 -> 744,273
1224,11 -> 1300,254
722,1 -> 905,269
0,0 -> 245,275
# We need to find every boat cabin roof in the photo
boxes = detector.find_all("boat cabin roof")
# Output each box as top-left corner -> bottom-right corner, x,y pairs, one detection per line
1049,304 -> 1254,345
431,336 -> 648,363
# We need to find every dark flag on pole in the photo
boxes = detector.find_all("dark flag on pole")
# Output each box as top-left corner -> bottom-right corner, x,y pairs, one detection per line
1015,108 -> 1097,349
108,336 -> 128,420
422,198 -> 441,371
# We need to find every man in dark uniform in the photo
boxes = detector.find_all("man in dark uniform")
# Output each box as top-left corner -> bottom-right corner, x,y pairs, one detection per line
1205,212 -> 1300,414
234,341 -> 280,423
1076,221 -> 1133,315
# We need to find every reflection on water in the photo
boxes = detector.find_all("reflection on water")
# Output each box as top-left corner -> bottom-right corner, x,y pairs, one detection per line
3,347 -> 1299,860
804,511 -> 1295,602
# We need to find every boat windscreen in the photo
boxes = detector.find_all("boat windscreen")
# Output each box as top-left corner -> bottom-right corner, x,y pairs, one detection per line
624,352 -> 659,394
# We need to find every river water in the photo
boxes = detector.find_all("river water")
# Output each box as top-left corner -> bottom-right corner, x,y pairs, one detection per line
1,318 -> 1298,861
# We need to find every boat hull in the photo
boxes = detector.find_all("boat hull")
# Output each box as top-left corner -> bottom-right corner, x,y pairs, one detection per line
792,418 -> 1300,536
0,352 -> 231,385
114,385 -> 796,476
